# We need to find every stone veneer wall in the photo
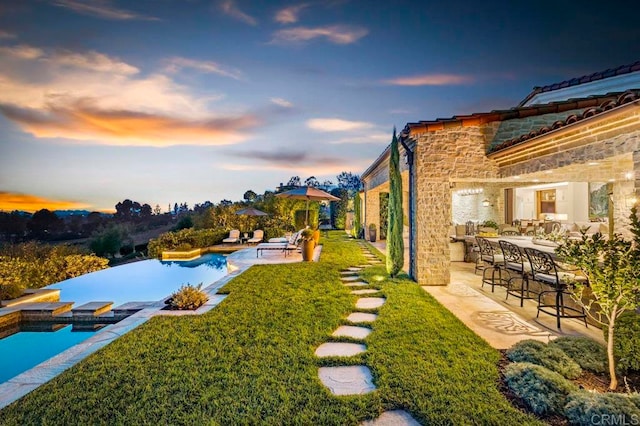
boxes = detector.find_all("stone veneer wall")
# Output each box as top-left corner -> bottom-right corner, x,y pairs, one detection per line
487,109 -> 586,152
364,189 -> 380,240
412,126 -> 500,285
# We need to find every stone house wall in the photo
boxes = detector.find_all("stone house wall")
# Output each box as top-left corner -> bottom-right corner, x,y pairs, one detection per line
411,125 -> 500,285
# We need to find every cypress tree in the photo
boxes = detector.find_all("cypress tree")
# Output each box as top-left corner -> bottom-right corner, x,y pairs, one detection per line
354,191 -> 361,238
387,128 -> 404,277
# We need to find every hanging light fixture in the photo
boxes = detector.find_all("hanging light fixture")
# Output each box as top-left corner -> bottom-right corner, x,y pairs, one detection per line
482,199 -> 491,207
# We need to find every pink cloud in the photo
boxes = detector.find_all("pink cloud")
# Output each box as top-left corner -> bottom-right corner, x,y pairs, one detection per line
219,0 -> 257,26
382,73 -> 473,86
0,101 -> 260,147
271,25 -> 368,45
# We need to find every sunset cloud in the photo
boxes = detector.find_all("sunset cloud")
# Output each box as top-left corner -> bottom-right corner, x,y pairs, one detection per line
219,0 -> 257,26
165,56 -> 243,80
49,50 -> 140,75
0,192 -> 89,213
270,97 -> 293,108
0,101 -> 259,146
274,4 -> 309,24
271,25 -> 368,45
328,133 -> 390,144
224,149 -> 368,176
0,44 -> 259,145
307,118 -> 375,132
382,73 -> 472,86
52,0 -> 159,21
0,44 -> 44,60
0,30 -> 16,39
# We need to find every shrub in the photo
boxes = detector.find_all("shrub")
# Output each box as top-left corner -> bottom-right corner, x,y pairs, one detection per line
608,311 -> 640,372
0,278 -> 24,300
119,244 -> 134,256
148,228 -> 228,258
564,391 -> 640,425
167,283 -> 208,310
549,336 -> 608,374
630,393 -> 640,409
504,362 -> 578,416
0,243 -> 109,298
506,339 -> 582,379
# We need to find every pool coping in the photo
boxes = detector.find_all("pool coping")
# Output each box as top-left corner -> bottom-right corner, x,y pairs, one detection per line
0,265 -> 248,410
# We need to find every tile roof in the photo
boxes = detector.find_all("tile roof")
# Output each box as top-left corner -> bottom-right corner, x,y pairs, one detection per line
518,60 -> 640,107
402,90 -> 639,139
488,90 -> 640,154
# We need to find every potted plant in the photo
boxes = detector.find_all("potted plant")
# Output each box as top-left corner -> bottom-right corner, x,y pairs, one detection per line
368,223 -> 377,242
300,229 -> 315,261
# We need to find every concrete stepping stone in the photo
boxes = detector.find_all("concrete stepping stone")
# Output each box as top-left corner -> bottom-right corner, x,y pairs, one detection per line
356,264 -> 372,268
361,410 -> 421,426
347,312 -> 378,323
341,276 -> 361,282
347,267 -> 364,271
315,342 -> 366,357
332,325 -> 371,339
356,298 -> 386,309
344,281 -> 369,287
351,289 -> 379,295
318,366 -> 376,395
340,271 -> 359,276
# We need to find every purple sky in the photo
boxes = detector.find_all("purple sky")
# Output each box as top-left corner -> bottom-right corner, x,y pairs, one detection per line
0,0 -> 639,212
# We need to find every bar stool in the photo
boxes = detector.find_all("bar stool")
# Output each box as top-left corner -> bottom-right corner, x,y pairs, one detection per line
499,240 -> 534,307
476,236 -> 507,292
524,247 -> 588,329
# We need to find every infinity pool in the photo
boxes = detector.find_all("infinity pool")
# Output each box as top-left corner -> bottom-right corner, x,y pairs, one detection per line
46,253 -> 228,307
0,254 -> 227,385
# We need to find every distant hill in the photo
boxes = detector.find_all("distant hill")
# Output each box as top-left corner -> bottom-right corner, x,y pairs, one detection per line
54,210 -> 113,218
2,210 -> 112,218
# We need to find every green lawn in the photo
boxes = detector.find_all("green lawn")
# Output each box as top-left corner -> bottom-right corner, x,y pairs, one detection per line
0,232 -> 541,425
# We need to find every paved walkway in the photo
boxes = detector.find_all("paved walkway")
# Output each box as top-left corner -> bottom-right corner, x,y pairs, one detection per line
366,238 -> 601,349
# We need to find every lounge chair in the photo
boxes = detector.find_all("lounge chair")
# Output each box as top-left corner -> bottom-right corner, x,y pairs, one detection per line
222,229 -> 240,243
247,229 -> 264,244
256,231 -> 302,257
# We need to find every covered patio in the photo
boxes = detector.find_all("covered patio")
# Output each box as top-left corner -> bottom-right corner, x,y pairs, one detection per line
361,71 -> 640,286
367,238 -> 603,349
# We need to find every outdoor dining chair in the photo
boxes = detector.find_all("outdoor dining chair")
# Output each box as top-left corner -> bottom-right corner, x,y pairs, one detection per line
523,247 -> 588,329
499,240 -> 534,307
475,236 -> 507,292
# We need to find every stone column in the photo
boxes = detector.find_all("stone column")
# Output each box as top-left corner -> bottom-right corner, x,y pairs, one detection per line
414,181 -> 451,285
364,188 -> 380,240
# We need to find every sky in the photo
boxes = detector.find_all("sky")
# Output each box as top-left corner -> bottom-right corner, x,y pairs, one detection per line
1,0 -> 639,213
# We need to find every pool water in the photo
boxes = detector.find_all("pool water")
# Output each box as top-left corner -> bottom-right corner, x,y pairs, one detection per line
0,254 -> 228,385
46,253 -> 228,307
0,324 -> 106,384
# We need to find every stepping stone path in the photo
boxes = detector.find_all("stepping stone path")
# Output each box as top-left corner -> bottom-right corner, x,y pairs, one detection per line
344,281 -> 369,287
332,325 -> 371,339
315,342 -> 367,357
356,297 -> 386,310
318,252 -> 389,399
322,243 -> 421,425
347,312 -> 378,322
318,366 -> 376,396
351,289 -> 379,295
341,276 -> 361,282
361,410 -> 422,426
